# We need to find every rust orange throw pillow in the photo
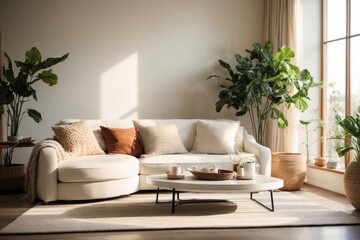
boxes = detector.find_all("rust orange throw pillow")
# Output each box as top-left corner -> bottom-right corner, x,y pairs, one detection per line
100,126 -> 143,157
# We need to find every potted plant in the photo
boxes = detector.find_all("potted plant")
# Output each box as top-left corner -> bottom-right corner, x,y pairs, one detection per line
0,47 -> 68,142
0,47 -> 68,192
332,106 -> 360,210
300,119 -> 327,166
207,42 -> 322,146
299,108 -> 327,166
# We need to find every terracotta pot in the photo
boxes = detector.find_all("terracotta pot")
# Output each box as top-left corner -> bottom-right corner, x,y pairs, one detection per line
344,161 -> 360,210
315,157 -> 327,167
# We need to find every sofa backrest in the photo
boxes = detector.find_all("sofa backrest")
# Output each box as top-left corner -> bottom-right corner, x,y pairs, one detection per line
57,118 -> 244,153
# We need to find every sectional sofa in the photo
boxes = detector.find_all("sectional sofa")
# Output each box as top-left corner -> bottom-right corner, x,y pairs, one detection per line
33,119 -> 271,203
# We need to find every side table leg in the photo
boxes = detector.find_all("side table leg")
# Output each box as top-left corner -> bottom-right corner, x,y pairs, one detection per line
172,188 -> 176,214
156,187 -> 160,203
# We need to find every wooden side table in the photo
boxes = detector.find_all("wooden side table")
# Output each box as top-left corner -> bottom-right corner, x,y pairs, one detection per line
0,139 -> 35,166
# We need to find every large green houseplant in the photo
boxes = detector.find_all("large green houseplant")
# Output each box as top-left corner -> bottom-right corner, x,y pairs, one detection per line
333,106 -> 360,210
0,47 -> 69,166
208,42 -> 321,145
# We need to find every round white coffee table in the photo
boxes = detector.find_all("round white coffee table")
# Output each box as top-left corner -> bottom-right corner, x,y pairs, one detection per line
146,174 -> 284,213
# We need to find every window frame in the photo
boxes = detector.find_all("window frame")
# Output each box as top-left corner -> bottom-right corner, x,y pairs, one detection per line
321,0 -> 360,167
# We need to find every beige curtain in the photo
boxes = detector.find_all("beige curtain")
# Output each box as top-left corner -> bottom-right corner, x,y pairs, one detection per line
263,0 -> 303,152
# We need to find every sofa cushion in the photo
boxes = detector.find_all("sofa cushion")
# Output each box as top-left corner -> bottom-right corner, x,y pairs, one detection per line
133,119 -> 197,151
192,120 -> 242,154
137,124 -> 188,157
58,154 -> 139,182
52,120 -> 105,157
58,119 -> 135,152
100,126 -> 143,157
139,153 -> 233,175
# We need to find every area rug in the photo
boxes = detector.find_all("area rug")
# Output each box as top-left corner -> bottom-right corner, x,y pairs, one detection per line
1,191 -> 359,234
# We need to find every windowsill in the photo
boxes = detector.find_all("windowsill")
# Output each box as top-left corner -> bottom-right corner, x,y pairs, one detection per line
307,164 -> 345,174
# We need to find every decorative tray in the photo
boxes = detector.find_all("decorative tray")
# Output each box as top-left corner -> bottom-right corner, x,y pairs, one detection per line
190,169 -> 235,180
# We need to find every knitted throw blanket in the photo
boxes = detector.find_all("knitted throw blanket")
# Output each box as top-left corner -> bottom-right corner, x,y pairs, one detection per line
25,139 -> 68,203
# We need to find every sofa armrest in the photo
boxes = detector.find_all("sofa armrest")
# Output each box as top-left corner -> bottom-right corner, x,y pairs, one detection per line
243,131 -> 271,176
37,147 -> 59,203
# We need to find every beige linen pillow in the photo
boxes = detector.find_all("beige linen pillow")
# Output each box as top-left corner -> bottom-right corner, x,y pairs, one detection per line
137,124 -> 188,157
192,120 -> 242,154
52,120 -> 105,156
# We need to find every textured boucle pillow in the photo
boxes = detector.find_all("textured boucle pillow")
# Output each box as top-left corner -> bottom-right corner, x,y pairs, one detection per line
192,120 -> 243,154
137,124 -> 188,157
52,120 -> 105,156
100,126 -> 143,157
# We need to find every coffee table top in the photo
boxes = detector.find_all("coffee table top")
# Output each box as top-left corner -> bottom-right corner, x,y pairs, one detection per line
146,174 -> 283,193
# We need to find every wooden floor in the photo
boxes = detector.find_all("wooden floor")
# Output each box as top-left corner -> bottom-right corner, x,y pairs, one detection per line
1,184 -> 360,240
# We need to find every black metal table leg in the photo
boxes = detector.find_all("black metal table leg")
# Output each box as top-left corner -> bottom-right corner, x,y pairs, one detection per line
156,187 -> 160,203
155,188 -> 276,213
250,190 -> 275,211
172,188 -> 176,213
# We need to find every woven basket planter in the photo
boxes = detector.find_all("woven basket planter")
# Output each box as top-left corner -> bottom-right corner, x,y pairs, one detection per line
0,164 -> 25,193
271,152 -> 306,191
344,161 -> 360,210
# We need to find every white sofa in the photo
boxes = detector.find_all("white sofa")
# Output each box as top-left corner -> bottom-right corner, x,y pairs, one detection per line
36,119 -> 271,203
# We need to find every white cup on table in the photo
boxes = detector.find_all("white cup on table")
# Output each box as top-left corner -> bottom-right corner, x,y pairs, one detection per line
170,165 -> 182,176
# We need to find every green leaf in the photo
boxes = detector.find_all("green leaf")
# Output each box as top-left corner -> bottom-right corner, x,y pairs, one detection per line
294,97 -> 308,111
31,52 -> 69,75
275,46 -> 295,62
37,69 -> 58,86
0,80 -> 14,105
25,47 -> 42,65
218,59 -> 234,78
27,109 -> 42,123
336,145 -> 354,157
300,120 -> 311,125
277,117 -> 288,129
3,52 -> 16,83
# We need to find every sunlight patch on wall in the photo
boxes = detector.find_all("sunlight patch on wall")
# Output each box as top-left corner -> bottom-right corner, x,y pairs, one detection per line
100,53 -> 138,119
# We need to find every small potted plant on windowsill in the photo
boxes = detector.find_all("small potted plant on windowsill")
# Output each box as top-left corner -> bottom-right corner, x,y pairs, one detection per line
0,47 -> 68,192
300,109 -> 324,165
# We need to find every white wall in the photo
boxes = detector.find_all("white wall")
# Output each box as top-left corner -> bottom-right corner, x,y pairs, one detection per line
0,0 -> 264,164
301,0 -> 322,160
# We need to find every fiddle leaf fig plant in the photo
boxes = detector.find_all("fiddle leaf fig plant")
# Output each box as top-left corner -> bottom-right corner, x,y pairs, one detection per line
208,42 -> 322,145
0,47 -> 69,138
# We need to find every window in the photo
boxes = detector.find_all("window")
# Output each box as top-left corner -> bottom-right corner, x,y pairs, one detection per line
322,0 -> 360,168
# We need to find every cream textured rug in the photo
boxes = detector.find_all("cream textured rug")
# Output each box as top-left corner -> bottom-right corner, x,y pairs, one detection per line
1,191 -> 360,234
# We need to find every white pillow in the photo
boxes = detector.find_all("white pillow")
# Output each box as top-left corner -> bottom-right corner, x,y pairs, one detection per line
192,120 -> 243,154
137,124 -> 188,157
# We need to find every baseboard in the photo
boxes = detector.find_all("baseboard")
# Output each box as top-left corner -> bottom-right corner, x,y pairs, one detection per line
306,167 -> 345,195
